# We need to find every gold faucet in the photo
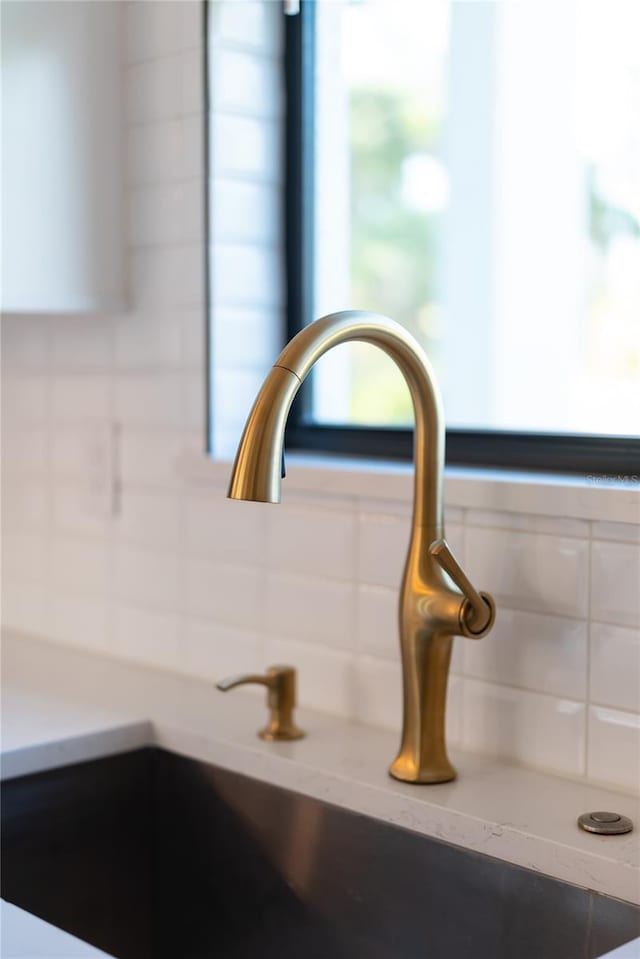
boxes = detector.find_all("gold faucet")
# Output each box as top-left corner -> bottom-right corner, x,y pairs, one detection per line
228,311 -> 495,783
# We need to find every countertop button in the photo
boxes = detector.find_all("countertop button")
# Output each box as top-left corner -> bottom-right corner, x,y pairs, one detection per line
590,812 -> 621,823
577,811 -> 633,835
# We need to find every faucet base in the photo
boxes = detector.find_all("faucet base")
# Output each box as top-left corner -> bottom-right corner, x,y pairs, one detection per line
259,725 -> 306,742
388,756 -> 457,785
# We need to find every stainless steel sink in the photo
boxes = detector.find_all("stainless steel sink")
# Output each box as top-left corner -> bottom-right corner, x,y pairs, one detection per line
2,748 -> 638,959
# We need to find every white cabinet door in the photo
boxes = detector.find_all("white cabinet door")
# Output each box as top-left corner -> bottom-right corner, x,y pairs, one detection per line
1,1 -> 124,314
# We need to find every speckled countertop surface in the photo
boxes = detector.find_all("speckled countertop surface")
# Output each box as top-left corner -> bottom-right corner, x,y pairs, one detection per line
2,630 -> 639,907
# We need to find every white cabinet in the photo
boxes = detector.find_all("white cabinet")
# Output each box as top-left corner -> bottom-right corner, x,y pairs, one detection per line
1,1 -> 124,314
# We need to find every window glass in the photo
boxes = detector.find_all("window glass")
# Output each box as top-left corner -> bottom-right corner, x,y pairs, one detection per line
310,0 -> 640,436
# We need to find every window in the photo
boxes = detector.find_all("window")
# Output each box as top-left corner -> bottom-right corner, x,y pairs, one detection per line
284,1 -> 640,473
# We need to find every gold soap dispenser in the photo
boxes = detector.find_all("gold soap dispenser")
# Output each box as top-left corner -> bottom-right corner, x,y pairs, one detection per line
216,665 -> 306,741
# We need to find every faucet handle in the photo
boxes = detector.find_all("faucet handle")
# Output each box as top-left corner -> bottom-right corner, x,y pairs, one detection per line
429,539 -> 495,636
216,665 -> 305,741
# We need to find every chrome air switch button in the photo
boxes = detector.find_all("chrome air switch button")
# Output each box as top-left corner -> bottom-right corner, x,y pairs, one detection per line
578,811 -> 633,835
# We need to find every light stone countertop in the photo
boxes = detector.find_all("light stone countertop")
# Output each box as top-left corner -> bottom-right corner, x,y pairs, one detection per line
0,901 -> 111,958
599,940 -> 640,958
2,630 -> 639,908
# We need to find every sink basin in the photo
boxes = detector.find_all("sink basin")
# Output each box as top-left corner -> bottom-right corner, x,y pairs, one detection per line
2,748 -> 639,959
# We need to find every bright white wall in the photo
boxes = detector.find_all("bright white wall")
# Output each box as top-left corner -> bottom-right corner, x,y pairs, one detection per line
1,1 -> 638,796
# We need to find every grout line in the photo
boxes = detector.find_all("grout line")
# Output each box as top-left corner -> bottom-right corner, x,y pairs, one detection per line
585,520 -> 593,780
458,511 -> 469,740
207,39 -> 282,62
588,700 -> 640,717
125,109 -> 205,131
43,318 -> 54,632
124,50 -> 204,70
463,674 -> 586,707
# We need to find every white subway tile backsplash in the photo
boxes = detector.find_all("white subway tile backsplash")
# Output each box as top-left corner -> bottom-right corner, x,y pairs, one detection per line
1,316 -> 49,369
181,48 -> 204,115
2,375 -> 48,424
186,492 -> 265,563
591,540 -> 640,628
450,637 -> 465,674
127,50 -> 201,125
353,656 -> 403,733
184,368 -> 207,433
51,593 -> 109,654
214,1 -> 281,54
2,429 -> 48,478
128,118 -> 203,186
1,581 -> 50,637
182,308 -> 207,368
354,656 -> 463,746
465,509 -> 589,539
447,675 -> 464,746
186,558 -> 263,630
463,608 -> 588,700
53,483 -> 111,539
2,481 -> 47,532
114,314 -> 184,370
113,605 -> 182,671
591,521 -> 640,544
212,114 -> 280,181
444,523 -> 465,561
590,623 -> 640,712
175,0 -> 203,54
51,537 -> 109,596
266,571 -> 355,650
267,503 -> 356,581
50,319 -> 113,370
52,375 -> 110,424
445,505 -> 465,526
463,679 -> 586,777
352,661 -> 463,746
211,179 -> 279,244
358,511 -> 410,589
359,496 -> 411,519
182,115 -> 205,179
117,488 -> 182,549
357,584 -> 398,659
264,636 -> 355,719
213,48 -> 281,118
185,619 -> 263,682
125,0 -> 201,65
211,307 -> 279,369
115,373 -> 184,429
211,368 -> 269,437
213,244 -> 283,309
357,512 -> 463,590
588,706 -> 640,793
2,532 -> 48,584
130,245 -> 204,308
465,526 -> 589,619
52,428 -> 102,480
129,180 -> 203,248
128,120 -> 184,185
120,430 -> 190,487
114,545 -> 181,613
127,56 -> 182,123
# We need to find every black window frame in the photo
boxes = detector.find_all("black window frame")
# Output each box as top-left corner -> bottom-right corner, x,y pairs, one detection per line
282,2 -> 640,477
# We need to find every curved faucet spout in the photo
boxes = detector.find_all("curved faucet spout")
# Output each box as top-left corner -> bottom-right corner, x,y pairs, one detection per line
228,310 -> 444,531
227,310 -> 495,784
